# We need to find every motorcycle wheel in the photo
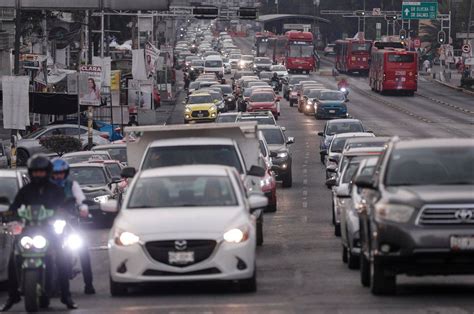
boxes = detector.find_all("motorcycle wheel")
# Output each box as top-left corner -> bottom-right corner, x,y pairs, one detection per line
24,269 -> 41,312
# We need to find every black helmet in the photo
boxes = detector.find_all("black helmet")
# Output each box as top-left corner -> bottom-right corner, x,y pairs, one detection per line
273,72 -> 278,77
27,154 -> 52,184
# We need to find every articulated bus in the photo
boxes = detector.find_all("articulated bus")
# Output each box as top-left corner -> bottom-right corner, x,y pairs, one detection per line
284,31 -> 314,74
255,31 -> 274,57
335,39 -> 372,75
267,35 -> 288,64
369,48 -> 418,95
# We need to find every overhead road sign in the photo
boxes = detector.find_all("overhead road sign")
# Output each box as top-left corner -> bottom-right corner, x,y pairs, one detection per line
0,0 -> 170,10
402,2 -> 437,20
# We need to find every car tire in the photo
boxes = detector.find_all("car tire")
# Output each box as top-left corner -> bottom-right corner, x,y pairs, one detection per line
256,217 -> 264,246
315,114 -> 320,120
289,101 -> 294,107
238,270 -> 257,293
17,148 -> 29,167
282,170 -> 292,188
360,252 -> 370,287
347,249 -> 360,270
184,120 -> 189,124
370,257 -> 396,295
110,276 -> 128,296
266,201 -> 277,213
335,223 -> 341,237
342,245 -> 348,263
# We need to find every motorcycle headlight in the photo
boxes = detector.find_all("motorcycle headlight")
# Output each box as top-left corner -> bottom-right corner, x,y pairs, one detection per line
340,87 -> 347,92
375,204 -> 415,223
277,152 -> 288,158
227,97 -> 233,101
33,235 -> 47,249
53,219 -> 67,235
94,195 -> 110,203
190,67 -> 195,71
116,231 -> 140,246
223,227 -> 249,243
65,234 -> 83,250
20,236 -> 33,249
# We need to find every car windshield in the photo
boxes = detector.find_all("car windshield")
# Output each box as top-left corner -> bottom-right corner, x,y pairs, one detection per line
342,162 -> 361,183
250,93 -> 274,102
216,86 -> 233,94
191,60 -> 204,66
237,116 -> 274,125
105,163 -> 121,178
242,55 -> 253,61
289,77 -> 307,84
23,127 -> 46,139
205,60 -> 222,67
101,147 -> 127,163
261,129 -> 284,145
63,153 -> 109,164
0,178 -> 19,203
188,95 -> 213,104
128,176 -> 237,208
271,66 -> 286,71
216,115 -> 237,123
308,90 -> 323,98
256,58 -> 271,64
385,146 -> 474,186
326,122 -> 364,135
319,91 -> 345,101
331,138 -> 348,153
230,54 -> 241,59
260,72 -> 272,79
69,167 -> 107,186
142,145 -> 243,174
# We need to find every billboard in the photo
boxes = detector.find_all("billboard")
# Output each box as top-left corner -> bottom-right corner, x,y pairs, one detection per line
79,65 -> 102,106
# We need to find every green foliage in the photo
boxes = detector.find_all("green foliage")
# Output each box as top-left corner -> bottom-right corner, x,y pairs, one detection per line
39,135 -> 83,157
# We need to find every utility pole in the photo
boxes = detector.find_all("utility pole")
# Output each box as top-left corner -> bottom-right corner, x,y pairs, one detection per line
13,6 -> 20,75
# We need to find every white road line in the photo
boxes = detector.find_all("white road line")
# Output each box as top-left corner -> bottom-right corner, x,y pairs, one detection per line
302,190 -> 308,196
302,202 -> 308,208
303,179 -> 308,185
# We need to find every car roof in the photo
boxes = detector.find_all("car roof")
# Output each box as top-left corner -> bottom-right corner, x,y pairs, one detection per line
332,132 -> 374,139
149,137 -> 235,148
345,137 -> 391,144
69,163 -> 106,168
190,92 -> 212,96
0,169 -> 20,178
63,150 -> 109,156
394,138 -> 474,149
342,146 -> 385,156
258,125 -> 282,130
92,144 -> 126,149
140,165 -> 233,178
328,119 -> 362,125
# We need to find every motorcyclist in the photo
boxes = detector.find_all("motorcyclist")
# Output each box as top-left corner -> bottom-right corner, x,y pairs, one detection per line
1,155 -> 77,311
337,78 -> 349,91
51,158 -> 96,295
271,72 -> 280,90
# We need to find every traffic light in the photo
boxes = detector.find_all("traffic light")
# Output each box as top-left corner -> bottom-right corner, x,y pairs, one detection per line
355,10 -> 366,16
399,29 -> 407,40
437,31 -> 446,44
239,7 -> 258,20
192,6 -> 218,19
385,14 -> 397,21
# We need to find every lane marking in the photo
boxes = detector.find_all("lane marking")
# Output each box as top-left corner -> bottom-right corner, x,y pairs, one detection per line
302,202 -> 308,208
302,190 -> 308,196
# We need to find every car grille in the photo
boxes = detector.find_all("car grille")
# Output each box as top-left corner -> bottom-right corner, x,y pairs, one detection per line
145,240 -> 217,267
142,268 -> 221,276
417,205 -> 474,225
191,110 -> 210,118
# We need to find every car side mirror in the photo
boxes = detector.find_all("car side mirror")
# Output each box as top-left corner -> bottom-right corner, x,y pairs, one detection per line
286,137 -> 295,145
100,199 -> 119,213
247,165 -> 266,177
345,98 -> 349,102
277,96 -> 282,100
354,175 -> 375,189
318,131 -> 324,136
336,184 -> 350,198
326,164 -> 338,173
281,127 -> 286,132
248,194 -> 268,213
111,176 -> 122,184
269,151 -> 277,158
121,167 -> 136,179
326,177 -> 337,188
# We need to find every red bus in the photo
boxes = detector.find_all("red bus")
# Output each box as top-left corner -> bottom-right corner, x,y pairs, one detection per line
284,31 -> 314,74
369,48 -> 418,95
267,35 -> 288,64
335,39 -> 372,75
255,31 -> 274,57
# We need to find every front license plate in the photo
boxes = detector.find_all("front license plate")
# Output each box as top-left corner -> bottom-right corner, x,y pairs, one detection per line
450,236 -> 474,251
168,251 -> 195,264
298,66 -> 303,69
329,110 -> 336,113
197,113 -> 204,117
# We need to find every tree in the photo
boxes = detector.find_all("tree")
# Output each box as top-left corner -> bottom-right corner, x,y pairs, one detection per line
39,135 -> 83,157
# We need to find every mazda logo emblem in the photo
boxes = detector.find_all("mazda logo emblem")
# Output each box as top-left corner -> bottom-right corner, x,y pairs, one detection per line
454,209 -> 473,222
174,240 -> 187,251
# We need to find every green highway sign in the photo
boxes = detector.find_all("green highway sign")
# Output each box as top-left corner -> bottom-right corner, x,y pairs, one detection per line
402,2 -> 438,20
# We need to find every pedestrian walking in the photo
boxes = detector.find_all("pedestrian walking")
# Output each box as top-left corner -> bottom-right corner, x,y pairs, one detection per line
423,59 -> 431,73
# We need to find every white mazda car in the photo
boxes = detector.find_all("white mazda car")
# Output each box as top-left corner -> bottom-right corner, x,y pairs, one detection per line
104,165 -> 267,295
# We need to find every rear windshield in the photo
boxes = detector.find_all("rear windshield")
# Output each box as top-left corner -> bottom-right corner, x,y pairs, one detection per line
388,54 -> 415,63
331,138 -> 348,153
205,60 -> 222,67
261,129 -> 285,145
385,146 -> 474,186
242,56 -> 253,61
342,162 -> 360,183
142,145 -> 243,174
351,43 -> 371,52
256,58 -> 272,64
250,93 -> 274,102
326,122 -> 364,135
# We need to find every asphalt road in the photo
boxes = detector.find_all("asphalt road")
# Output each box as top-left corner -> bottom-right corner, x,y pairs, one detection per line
2,37 -> 474,313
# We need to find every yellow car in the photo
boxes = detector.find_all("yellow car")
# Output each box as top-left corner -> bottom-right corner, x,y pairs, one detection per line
184,92 -> 218,123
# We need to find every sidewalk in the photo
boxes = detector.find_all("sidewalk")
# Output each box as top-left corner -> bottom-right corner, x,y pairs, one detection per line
425,64 -> 474,95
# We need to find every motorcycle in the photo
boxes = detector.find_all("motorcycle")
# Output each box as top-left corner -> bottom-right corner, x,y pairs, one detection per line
339,86 -> 349,98
15,205 -> 82,312
271,80 -> 281,93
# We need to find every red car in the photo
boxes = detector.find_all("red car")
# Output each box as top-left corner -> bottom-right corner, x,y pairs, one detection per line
246,91 -> 280,118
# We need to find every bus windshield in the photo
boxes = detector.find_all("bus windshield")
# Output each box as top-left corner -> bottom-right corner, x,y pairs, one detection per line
388,54 -> 415,63
351,43 -> 371,53
288,44 -> 313,58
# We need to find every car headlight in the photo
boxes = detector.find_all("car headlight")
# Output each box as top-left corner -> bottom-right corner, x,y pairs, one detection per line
185,106 -> 192,113
375,204 -> 415,223
53,219 -> 67,235
210,105 -> 217,111
277,152 -> 288,158
33,235 -> 47,249
116,231 -> 140,246
94,195 -> 110,203
307,100 -> 313,105
20,236 -> 33,249
65,234 -> 83,250
223,227 -> 249,243
190,67 -> 194,71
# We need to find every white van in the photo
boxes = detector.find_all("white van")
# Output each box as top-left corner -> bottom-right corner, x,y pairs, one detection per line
204,55 -> 224,75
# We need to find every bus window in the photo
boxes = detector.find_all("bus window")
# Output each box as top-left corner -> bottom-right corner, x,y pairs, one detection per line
388,54 -> 414,63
